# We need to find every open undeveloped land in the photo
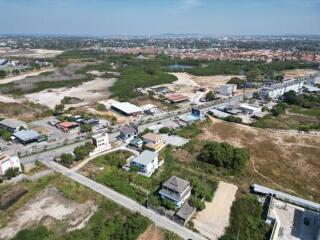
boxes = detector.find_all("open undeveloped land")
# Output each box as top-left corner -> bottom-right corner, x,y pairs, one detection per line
194,181 -> 238,240
0,68 -> 56,85
197,117 -> 320,202
25,77 -> 116,108
170,72 -> 245,90
0,186 -> 96,240
0,49 -> 63,59
282,69 -> 319,78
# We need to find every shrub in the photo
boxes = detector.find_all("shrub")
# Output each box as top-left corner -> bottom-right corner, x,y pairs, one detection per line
162,199 -> 176,210
4,167 -> 20,179
205,91 -> 216,101
12,226 -> 51,240
80,124 -> 92,133
224,116 -> 243,123
74,142 -> 94,161
60,153 -> 74,166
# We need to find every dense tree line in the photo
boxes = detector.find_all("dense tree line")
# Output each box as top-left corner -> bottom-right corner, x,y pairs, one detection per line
283,90 -> 320,108
198,141 -> 250,173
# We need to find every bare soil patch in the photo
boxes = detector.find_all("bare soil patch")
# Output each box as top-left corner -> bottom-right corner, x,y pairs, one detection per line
25,78 -> 116,109
138,225 -> 165,240
282,69 -> 319,78
194,181 -> 238,240
0,186 -> 97,240
0,68 -> 56,85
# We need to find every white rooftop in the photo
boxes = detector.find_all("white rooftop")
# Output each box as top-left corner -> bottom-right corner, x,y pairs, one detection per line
132,150 -> 158,166
111,102 -> 142,114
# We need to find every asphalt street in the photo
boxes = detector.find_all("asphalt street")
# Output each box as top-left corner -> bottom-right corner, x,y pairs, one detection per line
43,160 -> 207,240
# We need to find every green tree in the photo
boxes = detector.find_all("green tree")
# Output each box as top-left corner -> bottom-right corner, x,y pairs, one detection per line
205,91 -> 216,101
80,124 -> 92,133
60,153 -> 74,166
0,70 -> 6,79
4,167 -> 20,179
198,141 -> 250,173
13,226 -> 51,240
73,142 -> 94,161
53,104 -> 65,115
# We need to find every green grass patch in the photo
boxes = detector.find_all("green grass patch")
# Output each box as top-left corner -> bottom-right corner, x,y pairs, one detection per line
221,194 -> 271,240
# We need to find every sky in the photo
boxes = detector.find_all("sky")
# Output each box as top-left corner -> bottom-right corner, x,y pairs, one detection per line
0,0 -> 319,36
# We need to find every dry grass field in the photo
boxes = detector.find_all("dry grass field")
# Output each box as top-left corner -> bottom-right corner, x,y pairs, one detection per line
183,117 -> 320,202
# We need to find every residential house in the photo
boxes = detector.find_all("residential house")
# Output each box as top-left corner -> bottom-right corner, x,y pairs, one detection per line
159,176 -> 192,208
119,125 -> 138,142
142,132 -> 166,152
56,121 -> 80,134
130,150 -> 159,177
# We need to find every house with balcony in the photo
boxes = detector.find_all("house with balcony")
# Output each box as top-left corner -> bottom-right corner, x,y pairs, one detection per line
159,176 -> 192,208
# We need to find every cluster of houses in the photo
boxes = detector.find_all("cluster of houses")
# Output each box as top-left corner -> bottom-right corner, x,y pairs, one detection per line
50,115 -> 106,134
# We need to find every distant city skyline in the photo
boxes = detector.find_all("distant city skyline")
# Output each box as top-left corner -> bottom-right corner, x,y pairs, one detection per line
0,0 -> 319,36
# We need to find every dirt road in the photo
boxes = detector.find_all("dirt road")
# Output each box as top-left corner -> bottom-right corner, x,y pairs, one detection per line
194,181 -> 238,240
0,68 -> 55,84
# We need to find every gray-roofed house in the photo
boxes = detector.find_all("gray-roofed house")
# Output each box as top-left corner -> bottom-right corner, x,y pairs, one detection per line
130,150 -> 159,177
0,119 -> 27,133
119,125 -> 138,142
13,129 -> 47,145
159,176 -> 192,208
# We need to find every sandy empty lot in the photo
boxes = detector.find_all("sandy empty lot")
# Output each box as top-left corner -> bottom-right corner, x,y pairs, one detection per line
0,187 -> 96,240
170,72 -> 200,87
0,94 -> 20,103
192,75 -> 245,90
194,181 -> 238,240
0,68 -> 56,84
25,78 -> 116,108
170,72 -> 245,90
0,49 -> 63,59
282,69 -> 319,78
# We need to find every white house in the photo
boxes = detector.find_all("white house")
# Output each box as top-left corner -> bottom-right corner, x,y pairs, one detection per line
218,84 -> 237,96
89,133 -> 111,156
259,80 -> 305,100
0,154 -> 22,176
130,150 -> 159,177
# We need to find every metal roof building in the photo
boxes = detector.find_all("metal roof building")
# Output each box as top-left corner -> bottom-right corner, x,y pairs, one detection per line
252,184 -> 320,213
13,129 -> 46,145
0,119 -> 27,132
111,102 -> 142,116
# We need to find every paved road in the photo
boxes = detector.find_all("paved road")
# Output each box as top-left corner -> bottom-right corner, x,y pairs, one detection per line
43,160 -> 207,240
20,92 -> 253,165
21,142 -> 83,164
